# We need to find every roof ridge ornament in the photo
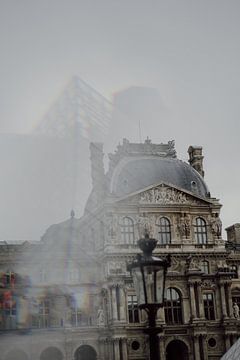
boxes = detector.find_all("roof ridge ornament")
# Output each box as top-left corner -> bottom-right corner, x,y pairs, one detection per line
108,138 -> 177,174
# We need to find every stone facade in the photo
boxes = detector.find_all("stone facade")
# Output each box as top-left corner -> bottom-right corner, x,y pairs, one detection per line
0,139 -> 240,360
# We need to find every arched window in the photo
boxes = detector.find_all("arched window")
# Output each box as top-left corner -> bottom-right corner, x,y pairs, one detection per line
5,349 -> 29,360
120,217 -> 134,244
74,345 -> 97,360
200,260 -> 210,274
164,288 -> 183,324
194,217 -> 207,244
157,217 -> 171,244
40,347 -> 63,360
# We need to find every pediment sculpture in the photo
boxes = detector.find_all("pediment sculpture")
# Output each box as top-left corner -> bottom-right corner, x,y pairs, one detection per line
139,184 -> 201,205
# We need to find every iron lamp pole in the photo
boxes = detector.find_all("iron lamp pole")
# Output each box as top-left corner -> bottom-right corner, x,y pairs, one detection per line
127,233 -> 171,360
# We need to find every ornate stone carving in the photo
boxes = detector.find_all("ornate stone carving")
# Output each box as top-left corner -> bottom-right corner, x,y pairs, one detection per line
108,261 -> 126,275
233,302 -> 240,319
137,213 -> 155,237
201,279 -> 216,289
106,214 -> 118,240
97,308 -> 105,326
139,184 -> 200,205
210,214 -> 222,238
178,214 -> 191,238
186,256 -> 200,270
169,257 -> 182,272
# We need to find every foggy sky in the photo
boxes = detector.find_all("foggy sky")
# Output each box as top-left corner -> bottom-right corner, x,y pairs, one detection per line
0,0 -> 240,239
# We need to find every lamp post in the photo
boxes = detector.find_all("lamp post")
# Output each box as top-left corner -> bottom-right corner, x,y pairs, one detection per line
127,232 -> 171,360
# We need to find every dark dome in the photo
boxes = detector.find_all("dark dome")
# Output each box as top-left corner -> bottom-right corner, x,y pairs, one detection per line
110,157 -> 210,198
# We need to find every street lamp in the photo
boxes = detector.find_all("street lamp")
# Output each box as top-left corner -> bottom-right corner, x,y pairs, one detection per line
127,232 -> 171,360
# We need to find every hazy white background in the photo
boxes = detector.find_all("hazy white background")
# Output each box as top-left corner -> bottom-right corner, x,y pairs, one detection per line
0,0 -> 240,239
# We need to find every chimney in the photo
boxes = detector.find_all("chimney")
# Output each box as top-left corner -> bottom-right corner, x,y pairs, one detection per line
226,224 -> 240,244
188,146 -> 204,177
90,142 -> 105,192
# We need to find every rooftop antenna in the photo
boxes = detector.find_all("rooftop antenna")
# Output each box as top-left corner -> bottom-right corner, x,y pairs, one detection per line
138,119 -> 142,143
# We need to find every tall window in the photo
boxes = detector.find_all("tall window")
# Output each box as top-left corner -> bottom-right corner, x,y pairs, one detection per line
70,294 -> 92,327
71,306 -> 83,327
3,271 -> 15,288
120,217 -> 134,244
128,295 -> 139,323
203,293 -> 215,320
194,217 -> 207,244
39,269 -> 47,283
164,288 -> 183,324
32,299 -> 50,328
230,265 -> 238,279
68,268 -> 79,283
200,260 -> 210,274
157,217 -> 171,244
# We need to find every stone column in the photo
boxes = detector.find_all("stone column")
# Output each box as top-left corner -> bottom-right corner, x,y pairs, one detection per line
119,286 -> 126,321
196,282 -> 205,318
114,338 -> 120,360
98,339 -> 105,360
220,282 -> 227,319
189,282 -> 197,320
159,335 -> 165,359
111,286 -> 118,321
193,335 -> 201,360
202,334 -> 208,360
157,307 -> 165,323
105,338 -> 112,360
227,283 -> 233,318
225,334 -> 231,352
122,338 -> 128,360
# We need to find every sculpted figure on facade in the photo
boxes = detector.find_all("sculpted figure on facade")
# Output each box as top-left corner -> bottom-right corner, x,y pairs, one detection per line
211,213 -> 222,238
97,308 -> 105,326
233,302 -> 240,319
186,256 -> 200,271
106,214 -> 118,240
139,185 -> 199,205
137,214 -> 155,237
169,257 -> 182,273
178,214 -> 191,238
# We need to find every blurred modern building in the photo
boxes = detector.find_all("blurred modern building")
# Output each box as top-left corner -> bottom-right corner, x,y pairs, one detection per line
0,138 -> 240,360
0,77 -> 112,241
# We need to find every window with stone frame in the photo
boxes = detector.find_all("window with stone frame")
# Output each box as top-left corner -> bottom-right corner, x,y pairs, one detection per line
156,217 -> 171,245
120,217 -> 135,244
32,298 -> 50,328
200,260 -> 210,274
70,293 -> 93,327
71,306 -> 83,327
39,269 -> 47,283
194,217 -> 208,244
230,265 -> 238,279
164,288 -> 183,324
68,268 -> 79,283
203,293 -> 215,320
128,294 -> 140,323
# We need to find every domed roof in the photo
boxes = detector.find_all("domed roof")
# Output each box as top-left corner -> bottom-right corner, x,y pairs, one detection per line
110,156 -> 210,198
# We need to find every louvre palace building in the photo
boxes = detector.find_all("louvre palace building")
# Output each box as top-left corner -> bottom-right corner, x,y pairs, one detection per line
1,138 -> 240,360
